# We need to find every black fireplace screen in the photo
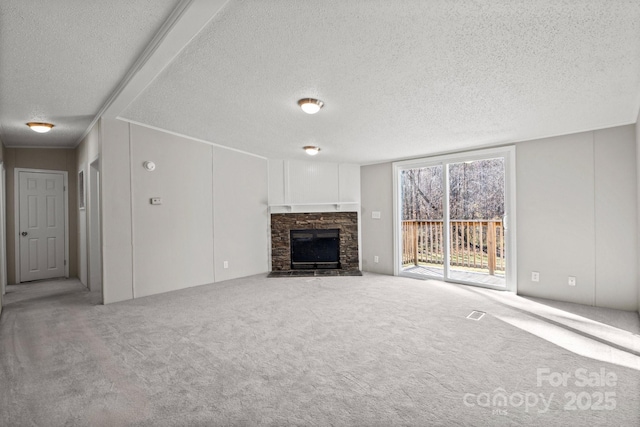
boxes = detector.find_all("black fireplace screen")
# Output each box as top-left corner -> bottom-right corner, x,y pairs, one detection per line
290,229 -> 340,269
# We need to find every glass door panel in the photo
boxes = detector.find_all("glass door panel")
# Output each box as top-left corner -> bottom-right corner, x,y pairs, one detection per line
447,158 -> 506,287
400,165 -> 445,279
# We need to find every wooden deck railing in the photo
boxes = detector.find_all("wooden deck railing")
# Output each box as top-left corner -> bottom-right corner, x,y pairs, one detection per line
402,220 -> 505,275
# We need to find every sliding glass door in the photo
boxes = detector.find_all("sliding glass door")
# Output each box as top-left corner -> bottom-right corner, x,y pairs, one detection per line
393,147 -> 516,291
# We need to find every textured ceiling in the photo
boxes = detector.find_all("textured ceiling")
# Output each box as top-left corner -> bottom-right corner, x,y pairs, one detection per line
0,0 -> 181,148
2,1 -> 640,164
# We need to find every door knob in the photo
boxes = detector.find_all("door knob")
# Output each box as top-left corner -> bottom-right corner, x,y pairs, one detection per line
21,231 -> 27,236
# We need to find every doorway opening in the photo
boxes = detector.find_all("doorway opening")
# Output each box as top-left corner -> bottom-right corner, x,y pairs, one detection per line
393,147 -> 516,291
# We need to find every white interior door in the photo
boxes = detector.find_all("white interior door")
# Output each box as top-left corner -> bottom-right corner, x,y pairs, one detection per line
18,171 -> 66,282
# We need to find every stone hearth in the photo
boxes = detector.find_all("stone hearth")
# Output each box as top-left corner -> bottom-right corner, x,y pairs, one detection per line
270,212 -> 360,273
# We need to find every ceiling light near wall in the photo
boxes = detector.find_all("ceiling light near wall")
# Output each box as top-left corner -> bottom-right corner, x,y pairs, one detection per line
26,122 -> 54,133
298,98 -> 324,114
304,146 -> 320,155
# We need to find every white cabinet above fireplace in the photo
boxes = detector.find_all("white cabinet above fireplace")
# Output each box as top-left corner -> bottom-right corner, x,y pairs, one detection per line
268,160 -> 361,214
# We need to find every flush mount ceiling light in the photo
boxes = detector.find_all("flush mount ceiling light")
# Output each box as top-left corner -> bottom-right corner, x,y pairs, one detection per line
26,122 -> 54,133
303,146 -> 321,156
298,98 -> 324,114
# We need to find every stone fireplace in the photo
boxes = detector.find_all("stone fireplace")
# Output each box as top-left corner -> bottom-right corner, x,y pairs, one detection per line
270,212 -> 361,276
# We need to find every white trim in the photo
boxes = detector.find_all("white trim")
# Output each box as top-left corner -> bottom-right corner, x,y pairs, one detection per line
505,146 -> 518,293
283,160 -> 291,204
269,202 -> 360,213
357,209 -> 363,272
266,159 -> 272,273
392,163 -> 399,276
117,118 -> 269,160
443,161 -> 452,281
0,164 -> 6,295
78,169 -> 86,210
14,168 -> 70,283
127,123 -> 136,298
87,155 -> 102,296
392,146 -> 517,292
3,145 -> 79,150
211,144 -> 217,283
13,172 -> 17,284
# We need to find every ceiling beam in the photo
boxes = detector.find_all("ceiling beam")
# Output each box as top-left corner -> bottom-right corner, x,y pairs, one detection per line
75,0 -> 230,145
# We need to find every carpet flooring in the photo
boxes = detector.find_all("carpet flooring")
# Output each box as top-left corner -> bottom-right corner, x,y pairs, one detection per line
1,274 -> 639,426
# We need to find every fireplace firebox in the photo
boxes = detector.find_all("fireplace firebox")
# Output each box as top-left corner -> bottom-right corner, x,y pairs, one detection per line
269,212 -> 360,275
290,229 -> 340,269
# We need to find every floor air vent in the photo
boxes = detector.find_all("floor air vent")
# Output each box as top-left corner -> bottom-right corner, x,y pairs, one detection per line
466,310 -> 486,321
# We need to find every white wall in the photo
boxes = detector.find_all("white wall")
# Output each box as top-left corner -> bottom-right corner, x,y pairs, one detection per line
593,126 -> 637,310
518,126 -> 637,310
130,125 -> 215,297
636,111 -> 640,316
360,124 -> 638,311
101,119 -> 134,303
214,148 -> 268,282
360,162 -> 394,274
100,120 -> 269,303
517,133 -> 596,305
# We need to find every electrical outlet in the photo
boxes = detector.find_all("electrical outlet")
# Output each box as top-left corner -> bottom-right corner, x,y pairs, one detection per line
531,271 -> 540,282
374,256 -> 379,263
223,261 -> 229,269
568,276 -> 576,287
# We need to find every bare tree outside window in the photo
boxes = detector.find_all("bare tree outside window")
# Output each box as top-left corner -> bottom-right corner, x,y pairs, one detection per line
401,159 -> 504,221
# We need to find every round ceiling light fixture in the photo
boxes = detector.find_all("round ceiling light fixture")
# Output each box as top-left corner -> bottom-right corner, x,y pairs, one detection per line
298,98 -> 324,114
26,122 -> 54,133
303,145 -> 321,156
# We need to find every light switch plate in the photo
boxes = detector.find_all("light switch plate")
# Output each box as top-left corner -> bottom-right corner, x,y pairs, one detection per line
372,211 -> 381,219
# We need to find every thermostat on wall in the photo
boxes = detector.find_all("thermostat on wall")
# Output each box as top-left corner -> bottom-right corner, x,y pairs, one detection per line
143,161 -> 156,171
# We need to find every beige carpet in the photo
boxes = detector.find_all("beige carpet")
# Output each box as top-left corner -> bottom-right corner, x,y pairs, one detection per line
1,274 -> 639,426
